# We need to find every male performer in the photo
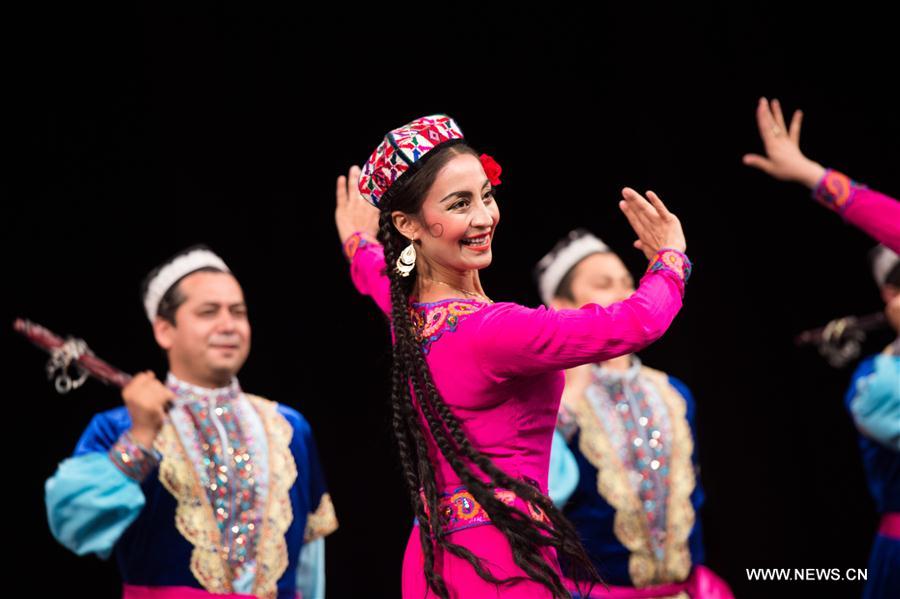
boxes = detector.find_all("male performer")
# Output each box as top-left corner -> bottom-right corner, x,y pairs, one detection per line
45,245 -> 337,599
846,245 -> 900,599
540,230 -> 732,598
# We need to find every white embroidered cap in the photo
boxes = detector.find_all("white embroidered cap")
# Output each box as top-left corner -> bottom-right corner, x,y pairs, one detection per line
143,247 -> 230,322
871,244 -> 899,288
535,229 -> 611,306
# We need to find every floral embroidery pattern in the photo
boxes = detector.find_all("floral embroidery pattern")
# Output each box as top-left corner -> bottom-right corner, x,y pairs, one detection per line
409,299 -> 488,353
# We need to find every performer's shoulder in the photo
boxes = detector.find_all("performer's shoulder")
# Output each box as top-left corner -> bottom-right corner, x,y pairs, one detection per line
275,403 -> 311,433
246,394 -> 312,434
87,406 -> 132,430
73,407 -> 131,454
639,364 -> 690,392
851,354 -> 879,380
665,374 -> 694,400
842,354 -> 882,410
641,365 -> 696,417
474,301 -> 551,324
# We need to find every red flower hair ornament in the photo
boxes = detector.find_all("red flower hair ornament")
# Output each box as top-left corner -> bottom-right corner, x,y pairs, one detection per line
479,154 -> 502,186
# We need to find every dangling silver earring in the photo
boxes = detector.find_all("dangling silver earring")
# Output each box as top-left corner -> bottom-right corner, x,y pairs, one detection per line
396,241 -> 417,277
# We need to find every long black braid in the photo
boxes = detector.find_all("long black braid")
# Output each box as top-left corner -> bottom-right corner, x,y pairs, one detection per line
375,142 -> 601,599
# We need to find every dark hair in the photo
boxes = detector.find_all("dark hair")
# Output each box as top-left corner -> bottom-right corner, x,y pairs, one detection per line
140,245 -> 228,325
533,229 -> 609,303
378,142 -> 599,598
887,262 -> 900,288
551,266 -> 581,303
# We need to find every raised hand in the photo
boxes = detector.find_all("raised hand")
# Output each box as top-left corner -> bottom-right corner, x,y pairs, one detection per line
618,188 -> 686,260
122,371 -> 175,448
743,97 -> 825,188
335,165 -> 380,244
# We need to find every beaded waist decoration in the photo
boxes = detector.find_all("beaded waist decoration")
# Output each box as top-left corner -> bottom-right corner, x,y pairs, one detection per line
417,482 -> 551,535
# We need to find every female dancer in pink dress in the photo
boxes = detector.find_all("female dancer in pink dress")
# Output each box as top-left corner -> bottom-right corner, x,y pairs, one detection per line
745,98 -> 900,599
334,115 -> 692,598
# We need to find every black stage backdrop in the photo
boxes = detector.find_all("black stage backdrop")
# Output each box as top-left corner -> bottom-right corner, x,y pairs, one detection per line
9,3 -> 899,598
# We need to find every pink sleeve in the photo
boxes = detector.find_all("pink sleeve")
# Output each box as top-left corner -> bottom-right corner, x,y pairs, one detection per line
474,249 -> 690,382
343,232 -> 392,316
814,169 -> 900,253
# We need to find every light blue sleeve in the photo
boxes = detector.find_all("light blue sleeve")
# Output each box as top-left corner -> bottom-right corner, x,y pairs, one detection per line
548,429 -> 579,507
295,537 -> 325,599
849,354 -> 900,451
45,452 -> 146,559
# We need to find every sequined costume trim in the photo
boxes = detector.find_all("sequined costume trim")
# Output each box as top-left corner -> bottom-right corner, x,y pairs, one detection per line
570,366 -> 696,587
109,430 -> 160,482
644,368 -> 696,587
179,395 -> 265,581
247,395 -> 297,599
156,421 -> 232,593
155,395 -> 297,599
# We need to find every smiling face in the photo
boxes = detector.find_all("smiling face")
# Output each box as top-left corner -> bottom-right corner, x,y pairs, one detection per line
393,152 -> 500,274
153,271 -> 251,386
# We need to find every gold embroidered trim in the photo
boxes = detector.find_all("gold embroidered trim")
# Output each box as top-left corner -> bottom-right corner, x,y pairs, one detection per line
571,366 -> 696,587
155,395 -> 300,598
156,422 -> 232,593
643,367 -> 696,585
305,492 -> 339,542
249,395 -> 298,599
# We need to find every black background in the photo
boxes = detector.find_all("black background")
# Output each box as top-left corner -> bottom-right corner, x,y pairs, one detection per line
10,3 -> 899,598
